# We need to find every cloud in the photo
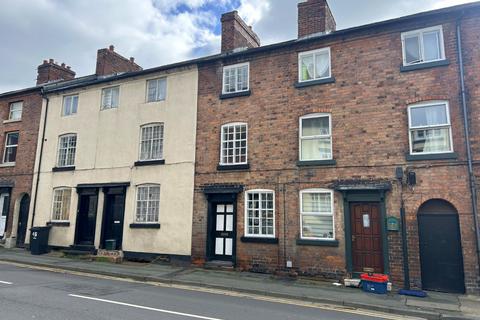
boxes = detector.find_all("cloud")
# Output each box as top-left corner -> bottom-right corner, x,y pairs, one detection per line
0,0 -> 477,92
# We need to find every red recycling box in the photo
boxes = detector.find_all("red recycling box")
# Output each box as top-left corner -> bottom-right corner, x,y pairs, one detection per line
360,273 -> 389,283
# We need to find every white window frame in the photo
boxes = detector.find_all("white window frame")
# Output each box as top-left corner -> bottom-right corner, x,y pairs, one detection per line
135,184 -> 161,224
138,123 -> 164,161
146,78 -> 167,103
8,101 -> 23,121
3,131 -> 19,164
62,94 -> 79,117
298,47 -> 331,83
401,25 -> 446,66
300,189 -> 335,240
219,122 -> 248,166
222,62 -> 250,95
244,189 -> 275,238
299,113 -> 333,161
56,133 -> 77,168
408,101 -> 453,155
101,86 -> 120,110
51,187 -> 72,222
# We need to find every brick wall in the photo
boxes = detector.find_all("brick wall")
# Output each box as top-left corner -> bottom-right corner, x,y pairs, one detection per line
0,92 -> 43,239
193,13 -> 480,293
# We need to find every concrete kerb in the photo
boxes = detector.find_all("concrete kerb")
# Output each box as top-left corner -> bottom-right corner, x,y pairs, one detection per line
0,257 -> 447,319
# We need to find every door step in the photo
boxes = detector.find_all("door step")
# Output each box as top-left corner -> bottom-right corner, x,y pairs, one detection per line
63,244 -> 96,256
204,260 -> 234,270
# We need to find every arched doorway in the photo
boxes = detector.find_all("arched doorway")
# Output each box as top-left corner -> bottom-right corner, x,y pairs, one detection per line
16,194 -> 30,248
418,199 -> 465,293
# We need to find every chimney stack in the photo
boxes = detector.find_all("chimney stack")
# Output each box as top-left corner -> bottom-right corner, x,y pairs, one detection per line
95,45 -> 142,76
36,59 -> 76,85
221,11 -> 260,53
298,0 -> 336,38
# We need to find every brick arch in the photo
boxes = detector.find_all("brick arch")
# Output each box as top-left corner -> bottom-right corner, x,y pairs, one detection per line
405,96 -> 449,105
410,194 -> 464,217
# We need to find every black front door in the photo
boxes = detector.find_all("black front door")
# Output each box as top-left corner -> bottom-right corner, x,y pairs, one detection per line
16,194 -> 30,247
211,203 -> 235,261
418,202 -> 465,293
75,189 -> 98,246
101,187 -> 126,250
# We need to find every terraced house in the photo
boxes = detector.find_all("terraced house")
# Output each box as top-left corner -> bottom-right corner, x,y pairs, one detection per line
0,60 -> 75,248
27,46 -> 199,262
191,0 -> 480,294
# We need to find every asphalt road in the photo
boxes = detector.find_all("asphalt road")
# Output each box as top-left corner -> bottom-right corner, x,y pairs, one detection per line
0,263 -> 403,320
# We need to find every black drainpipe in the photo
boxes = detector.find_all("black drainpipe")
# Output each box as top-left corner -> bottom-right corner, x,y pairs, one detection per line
30,90 -> 49,228
456,17 -> 480,274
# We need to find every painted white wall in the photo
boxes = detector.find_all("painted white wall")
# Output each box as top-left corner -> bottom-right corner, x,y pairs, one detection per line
27,66 -> 198,256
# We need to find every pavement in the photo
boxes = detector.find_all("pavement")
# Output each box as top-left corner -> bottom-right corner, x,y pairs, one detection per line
0,247 -> 478,320
0,262 -> 403,320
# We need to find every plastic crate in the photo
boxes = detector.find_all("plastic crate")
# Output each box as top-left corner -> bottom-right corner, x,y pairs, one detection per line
362,280 -> 388,294
360,273 -> 389,283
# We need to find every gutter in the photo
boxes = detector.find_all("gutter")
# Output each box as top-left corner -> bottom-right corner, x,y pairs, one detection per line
30,89 -> 49,229
456,18 -> 480,274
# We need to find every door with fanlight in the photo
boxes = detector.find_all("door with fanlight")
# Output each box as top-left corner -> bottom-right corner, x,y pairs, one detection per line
212,203 -> 235,261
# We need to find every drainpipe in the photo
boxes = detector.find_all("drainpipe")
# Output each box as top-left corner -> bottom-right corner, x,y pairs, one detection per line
30,90 -> 49,229
456,18 -> 480,275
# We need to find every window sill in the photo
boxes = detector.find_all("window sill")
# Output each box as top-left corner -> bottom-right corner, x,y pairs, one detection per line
294,77 -> 335,89
52,166 -> 75,172
47,221 -> 70,227
405,152 -> 457,161
296,239 -> 339,247
241,237 -> 279,244
0,162 -> 15,168
129,223 -> 161,229
217,164 -> 250,171
219,90 -> 251,100
3,119 -> 21,124
297,159 -> 336,167
134,159 -> 165,167
400,59 -> 450,72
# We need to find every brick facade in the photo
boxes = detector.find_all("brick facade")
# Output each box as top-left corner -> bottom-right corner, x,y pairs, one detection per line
192,7 -> 480,294
0,91 -> 42,246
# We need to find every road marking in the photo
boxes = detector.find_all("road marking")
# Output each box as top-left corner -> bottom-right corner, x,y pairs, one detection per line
0,280 -> 12,285
0,261 -> 422,320
69,294 -> 224,320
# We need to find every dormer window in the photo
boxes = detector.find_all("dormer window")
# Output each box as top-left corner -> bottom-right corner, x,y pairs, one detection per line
222,63 -> 249,94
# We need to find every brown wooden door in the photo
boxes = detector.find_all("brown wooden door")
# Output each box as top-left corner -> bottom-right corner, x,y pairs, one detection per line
351,203 -> 383,273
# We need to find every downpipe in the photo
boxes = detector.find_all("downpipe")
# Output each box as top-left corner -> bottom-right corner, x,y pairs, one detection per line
456,19 -> 480,276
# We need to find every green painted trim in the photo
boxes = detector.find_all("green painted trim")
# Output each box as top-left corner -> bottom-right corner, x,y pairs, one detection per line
343,193 -> 353,273
380,192 -> 390,274
342,190 -> 389,275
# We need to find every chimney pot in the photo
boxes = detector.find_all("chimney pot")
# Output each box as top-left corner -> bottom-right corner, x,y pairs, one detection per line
49,58 -> 54,63
36,59 -> 75,85
61,63 -> 65,67
109,45 -> 115,51
67,66 -> 71,70
130,57 -> 135,63
43,60 -> 48,64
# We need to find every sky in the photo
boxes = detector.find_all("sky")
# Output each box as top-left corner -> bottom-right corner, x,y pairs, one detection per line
0,0 -> 477,92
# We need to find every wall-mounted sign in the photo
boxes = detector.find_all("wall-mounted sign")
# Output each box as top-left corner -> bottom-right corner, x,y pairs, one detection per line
363,213 -> 370,228
387,216 -> 400,231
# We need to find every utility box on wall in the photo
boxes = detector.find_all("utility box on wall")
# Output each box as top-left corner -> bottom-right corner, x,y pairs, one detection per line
387,216 -> 400,231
